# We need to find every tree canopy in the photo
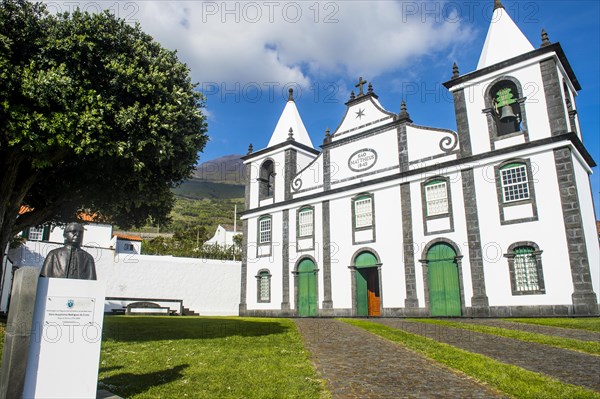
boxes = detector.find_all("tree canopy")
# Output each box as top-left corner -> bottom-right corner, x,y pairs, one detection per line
0,0 -> 208,260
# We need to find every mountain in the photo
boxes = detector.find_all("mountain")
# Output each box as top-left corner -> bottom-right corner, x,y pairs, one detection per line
192,154 -> 245,184
172,154 -> 245,200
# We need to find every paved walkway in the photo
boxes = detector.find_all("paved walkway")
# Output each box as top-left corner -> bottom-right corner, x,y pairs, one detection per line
294,319 -> 504,399
374,319 -> 600,391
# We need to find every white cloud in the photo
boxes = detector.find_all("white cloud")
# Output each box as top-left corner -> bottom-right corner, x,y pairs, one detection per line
58,1 -> 473,88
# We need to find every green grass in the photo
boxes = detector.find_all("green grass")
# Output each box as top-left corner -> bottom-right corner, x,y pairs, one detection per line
505,318 -> 600,332
342,319 -> 600,399
406,318 -> 600,355
98,317 -> 327,399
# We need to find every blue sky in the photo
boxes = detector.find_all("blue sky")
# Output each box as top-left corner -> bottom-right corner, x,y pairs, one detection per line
55,1 -> 599,213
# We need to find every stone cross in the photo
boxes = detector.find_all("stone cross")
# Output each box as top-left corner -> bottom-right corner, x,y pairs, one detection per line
355,77 -> 367,95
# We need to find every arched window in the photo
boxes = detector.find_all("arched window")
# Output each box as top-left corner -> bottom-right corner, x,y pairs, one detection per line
256,269 -> 271,303
259,160 -> 275,199
505,243 -> 545,295
490,80 -> 522,135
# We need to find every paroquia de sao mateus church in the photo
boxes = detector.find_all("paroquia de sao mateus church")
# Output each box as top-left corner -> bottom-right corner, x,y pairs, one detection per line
237,0 -> 600,318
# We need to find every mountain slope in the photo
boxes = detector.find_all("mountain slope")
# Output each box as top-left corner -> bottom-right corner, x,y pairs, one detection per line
172,154 -> 245,200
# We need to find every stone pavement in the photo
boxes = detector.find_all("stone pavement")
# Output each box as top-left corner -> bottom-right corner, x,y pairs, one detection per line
294,319 -> 504,399
374,319 -> 600,391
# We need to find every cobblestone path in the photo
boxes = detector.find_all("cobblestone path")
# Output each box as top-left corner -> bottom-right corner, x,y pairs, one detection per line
294,319 -> 504,399
452,318 -> 600,342
374,319 -> 600,391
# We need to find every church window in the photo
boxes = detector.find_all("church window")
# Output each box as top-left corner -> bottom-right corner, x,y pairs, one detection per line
500,163 -> 529,202
354,196 -> 373,228
258,216 -> 272,244
490,81 -> 522,135
505,243 -> 545,295
298,207 -> 314,237
425,181 -> 448,216
563,80 -> 578,134
256,269 -> 271,303
259,160 -> 275,200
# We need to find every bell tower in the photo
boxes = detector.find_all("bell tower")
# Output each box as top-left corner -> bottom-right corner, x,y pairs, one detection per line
444,0 -> 598,315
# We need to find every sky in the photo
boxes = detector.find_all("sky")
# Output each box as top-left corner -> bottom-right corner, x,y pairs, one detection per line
45,0 -> 600,213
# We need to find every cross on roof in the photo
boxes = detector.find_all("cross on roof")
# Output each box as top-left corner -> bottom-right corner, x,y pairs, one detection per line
355,77 -> 367,95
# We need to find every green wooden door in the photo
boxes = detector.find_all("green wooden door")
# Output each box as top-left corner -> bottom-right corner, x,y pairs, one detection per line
297,259 -> 317,317
355,252 -> 378,316
427,244 -> 461,316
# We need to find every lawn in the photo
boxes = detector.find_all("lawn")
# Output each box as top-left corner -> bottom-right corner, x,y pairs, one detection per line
98,316 -> 327,398
506,318 -> 600,332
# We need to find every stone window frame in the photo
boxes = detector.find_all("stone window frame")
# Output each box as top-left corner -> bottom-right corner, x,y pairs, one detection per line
256,269 -> 272,303
258,215 -> 272,244
297,206 -> 315,238
504,241 -> 545,296
351,192 -> 376,245
483,76 -> 530,150
258,158 -> 276,200
256,215 -> 273,258
352,193 -> 375,231
494,158 -> 538,225
296,205 -> 315,252
421,176 -> 455,235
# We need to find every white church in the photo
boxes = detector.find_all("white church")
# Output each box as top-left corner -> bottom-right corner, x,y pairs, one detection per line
238,1 -> 599,317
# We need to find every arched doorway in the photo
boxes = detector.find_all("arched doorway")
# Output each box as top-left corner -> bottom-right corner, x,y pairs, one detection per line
354,251 -> 381,317
427,243 -> 461,316
297,259 -> 317,317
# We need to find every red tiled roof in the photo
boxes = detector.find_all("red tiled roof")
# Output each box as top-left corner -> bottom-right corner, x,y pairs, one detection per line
18,205 -> 33,215
113,234 -> 143,242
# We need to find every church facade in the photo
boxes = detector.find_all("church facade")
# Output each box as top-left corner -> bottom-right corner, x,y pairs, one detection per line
239,2 -> 599,317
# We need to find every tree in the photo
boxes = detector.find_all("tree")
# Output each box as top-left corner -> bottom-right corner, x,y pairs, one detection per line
0,1 -> 208,273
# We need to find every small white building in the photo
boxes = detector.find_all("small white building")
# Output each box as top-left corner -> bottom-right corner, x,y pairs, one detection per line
111,233 -> 143,254
204,225 -> 241,248
239,2 -> 599,318
23,215 -> 113,249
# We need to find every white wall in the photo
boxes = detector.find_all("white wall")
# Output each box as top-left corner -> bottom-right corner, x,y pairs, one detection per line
5,242 -> 241,316
48,223 -> 113,248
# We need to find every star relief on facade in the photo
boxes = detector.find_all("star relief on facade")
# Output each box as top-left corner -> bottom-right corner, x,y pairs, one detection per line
355,108 -> 365,119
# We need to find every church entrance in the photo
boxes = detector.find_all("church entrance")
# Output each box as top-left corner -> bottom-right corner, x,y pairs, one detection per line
297,259 -> 317,317
427,243 -> 461,316
355,252 -> 381,317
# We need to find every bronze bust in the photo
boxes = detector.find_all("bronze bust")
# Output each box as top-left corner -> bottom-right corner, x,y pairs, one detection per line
40,222 -> 97,280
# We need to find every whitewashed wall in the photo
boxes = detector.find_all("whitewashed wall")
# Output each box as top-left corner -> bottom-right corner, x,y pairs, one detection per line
4,242 -> 241,316
48,223 -> 113,248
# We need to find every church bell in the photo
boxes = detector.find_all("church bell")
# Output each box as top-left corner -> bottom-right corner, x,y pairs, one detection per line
499,105 -> 517,123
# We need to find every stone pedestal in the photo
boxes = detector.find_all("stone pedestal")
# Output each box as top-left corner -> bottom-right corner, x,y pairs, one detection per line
23,277 -> 105,399
0,267 -> 40,399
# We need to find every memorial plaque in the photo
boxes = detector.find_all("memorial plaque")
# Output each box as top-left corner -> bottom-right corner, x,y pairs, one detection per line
23,278 -> 105,399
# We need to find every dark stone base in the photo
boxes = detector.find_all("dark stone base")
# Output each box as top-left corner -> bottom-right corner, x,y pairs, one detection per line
404,298 -> 419,308
572,292 -> 600,315
240,304 -> 600,318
